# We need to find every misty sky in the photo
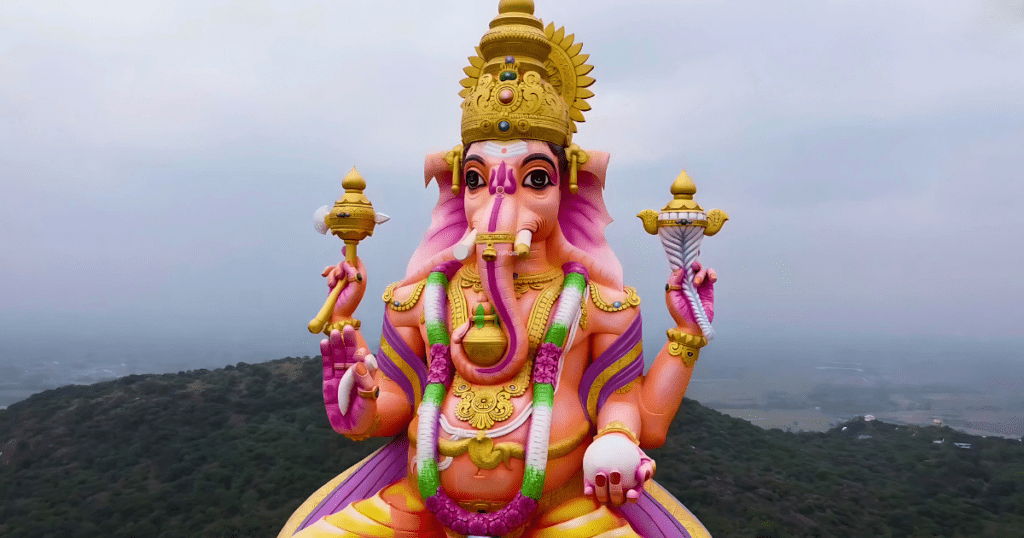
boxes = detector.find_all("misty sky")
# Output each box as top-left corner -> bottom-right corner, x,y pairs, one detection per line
1,0 -> 1022,373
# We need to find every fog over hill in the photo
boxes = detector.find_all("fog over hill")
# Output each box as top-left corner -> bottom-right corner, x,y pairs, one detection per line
4,333 -> 1021,438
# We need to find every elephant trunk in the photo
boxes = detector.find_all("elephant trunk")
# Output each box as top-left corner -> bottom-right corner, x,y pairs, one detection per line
451,194 -> 531,384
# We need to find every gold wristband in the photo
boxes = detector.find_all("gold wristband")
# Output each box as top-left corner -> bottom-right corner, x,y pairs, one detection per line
323,318 -> 361,335
666,329 -> 708,368
596,421 -> 639,445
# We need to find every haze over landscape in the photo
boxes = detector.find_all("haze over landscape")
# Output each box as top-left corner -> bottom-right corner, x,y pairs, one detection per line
2,1 -> 1022,435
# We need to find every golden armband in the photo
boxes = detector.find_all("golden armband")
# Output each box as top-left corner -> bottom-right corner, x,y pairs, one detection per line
666,329 -> 708,368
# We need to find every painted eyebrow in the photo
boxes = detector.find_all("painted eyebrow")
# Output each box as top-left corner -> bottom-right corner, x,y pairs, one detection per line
521,153 -> 556,169
464,155 -> 485,166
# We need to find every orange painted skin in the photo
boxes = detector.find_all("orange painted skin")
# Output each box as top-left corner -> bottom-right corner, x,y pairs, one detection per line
314,140 -> 717,535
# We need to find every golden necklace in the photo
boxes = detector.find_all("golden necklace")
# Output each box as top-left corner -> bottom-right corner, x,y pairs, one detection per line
456,265 -> 563,298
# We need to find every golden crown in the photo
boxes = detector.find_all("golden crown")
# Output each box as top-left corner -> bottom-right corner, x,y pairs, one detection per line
459,0 -> 595,148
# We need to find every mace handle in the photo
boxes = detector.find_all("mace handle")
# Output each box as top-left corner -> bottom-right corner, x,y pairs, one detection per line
308,278 -> 348,334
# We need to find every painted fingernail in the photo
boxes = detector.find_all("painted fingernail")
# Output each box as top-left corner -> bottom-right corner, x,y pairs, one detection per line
595,475 -> 606,487
610,472 -> 621,485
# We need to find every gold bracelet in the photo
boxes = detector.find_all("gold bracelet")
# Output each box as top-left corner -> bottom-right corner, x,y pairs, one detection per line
596,421 -> 639,445
322,318 -> 361,335
666,329 -> 707,368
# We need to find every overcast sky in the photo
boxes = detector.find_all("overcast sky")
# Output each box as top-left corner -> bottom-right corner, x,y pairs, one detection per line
1,0 -> 1022,373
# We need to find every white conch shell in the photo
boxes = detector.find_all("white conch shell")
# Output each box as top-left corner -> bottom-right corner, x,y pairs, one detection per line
313,205 -> 331,235
658,221 -> 714,341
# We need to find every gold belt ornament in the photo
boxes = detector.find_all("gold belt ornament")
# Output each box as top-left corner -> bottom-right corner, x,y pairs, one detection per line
411,426 -> 590,470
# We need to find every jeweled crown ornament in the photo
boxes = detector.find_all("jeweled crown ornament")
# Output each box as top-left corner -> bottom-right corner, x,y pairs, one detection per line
450,0 -> 596,195
458,0 -> 594,148
638,171 -> 728,340
308,168 -> 389,334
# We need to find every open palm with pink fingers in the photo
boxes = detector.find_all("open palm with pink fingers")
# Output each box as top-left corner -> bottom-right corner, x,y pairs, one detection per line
321,326 -> 378,435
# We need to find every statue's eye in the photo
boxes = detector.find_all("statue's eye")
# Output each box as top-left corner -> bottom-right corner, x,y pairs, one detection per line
523,170 -> 552,190
465,170 -> 484,190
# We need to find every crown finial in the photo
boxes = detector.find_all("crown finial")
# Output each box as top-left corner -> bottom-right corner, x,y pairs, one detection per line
498,0 -> 534,14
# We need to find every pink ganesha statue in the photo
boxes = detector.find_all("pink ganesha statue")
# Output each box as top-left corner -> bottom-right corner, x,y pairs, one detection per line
280,2 -> 725,537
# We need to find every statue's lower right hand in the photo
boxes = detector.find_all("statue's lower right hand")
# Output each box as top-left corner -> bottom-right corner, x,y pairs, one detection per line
321,254 -> 368,320
321,326 -> 378,436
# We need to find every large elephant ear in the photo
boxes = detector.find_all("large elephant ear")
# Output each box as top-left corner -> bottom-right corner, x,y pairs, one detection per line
558,151 -> 624,289
404,152 -> 468,282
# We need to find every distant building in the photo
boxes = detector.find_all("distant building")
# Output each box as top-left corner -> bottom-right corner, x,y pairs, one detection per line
933,438 -> 944,444
933,419 -> 943,425
954,443 -> 972,449
864,415 -> 875,422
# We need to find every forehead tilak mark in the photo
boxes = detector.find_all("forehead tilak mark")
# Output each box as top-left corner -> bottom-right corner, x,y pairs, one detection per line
482,141 -> 528,157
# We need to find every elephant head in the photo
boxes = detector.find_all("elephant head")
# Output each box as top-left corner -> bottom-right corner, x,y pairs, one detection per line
407,140 -> 620,384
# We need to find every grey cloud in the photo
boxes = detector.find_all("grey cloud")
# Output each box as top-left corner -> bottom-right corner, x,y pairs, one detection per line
1,0 -> 1021,372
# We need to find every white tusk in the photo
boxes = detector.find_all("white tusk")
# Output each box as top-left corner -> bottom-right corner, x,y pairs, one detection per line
314,205 -> 331,235
453,228 -> 478,261
338,354 -> 376,416
336,366 -> 357,416
514,229 -> 533,257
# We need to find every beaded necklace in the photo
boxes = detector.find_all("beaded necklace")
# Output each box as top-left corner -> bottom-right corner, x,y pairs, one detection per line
415,262 -> 588,537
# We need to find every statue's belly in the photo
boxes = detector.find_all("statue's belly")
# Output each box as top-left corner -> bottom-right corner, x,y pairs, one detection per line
412,381 -> 590,508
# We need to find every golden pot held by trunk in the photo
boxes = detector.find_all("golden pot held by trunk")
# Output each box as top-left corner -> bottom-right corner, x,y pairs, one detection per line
462,303 -> 508,366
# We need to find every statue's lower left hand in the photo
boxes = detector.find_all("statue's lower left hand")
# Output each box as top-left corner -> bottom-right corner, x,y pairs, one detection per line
321,326 -> 378,435
583,434 -> 655,506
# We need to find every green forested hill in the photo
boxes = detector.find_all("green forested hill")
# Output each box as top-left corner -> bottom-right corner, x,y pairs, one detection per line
1,357 -> 1021,538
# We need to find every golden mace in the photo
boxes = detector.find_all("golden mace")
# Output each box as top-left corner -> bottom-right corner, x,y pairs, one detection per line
307,167 -> 389,334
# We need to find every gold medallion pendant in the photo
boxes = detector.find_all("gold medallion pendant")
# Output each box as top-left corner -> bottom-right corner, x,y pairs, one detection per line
452,363 -> 531,429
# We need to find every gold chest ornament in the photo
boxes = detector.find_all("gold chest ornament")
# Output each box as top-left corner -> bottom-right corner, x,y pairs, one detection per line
452,363 -> 531,429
